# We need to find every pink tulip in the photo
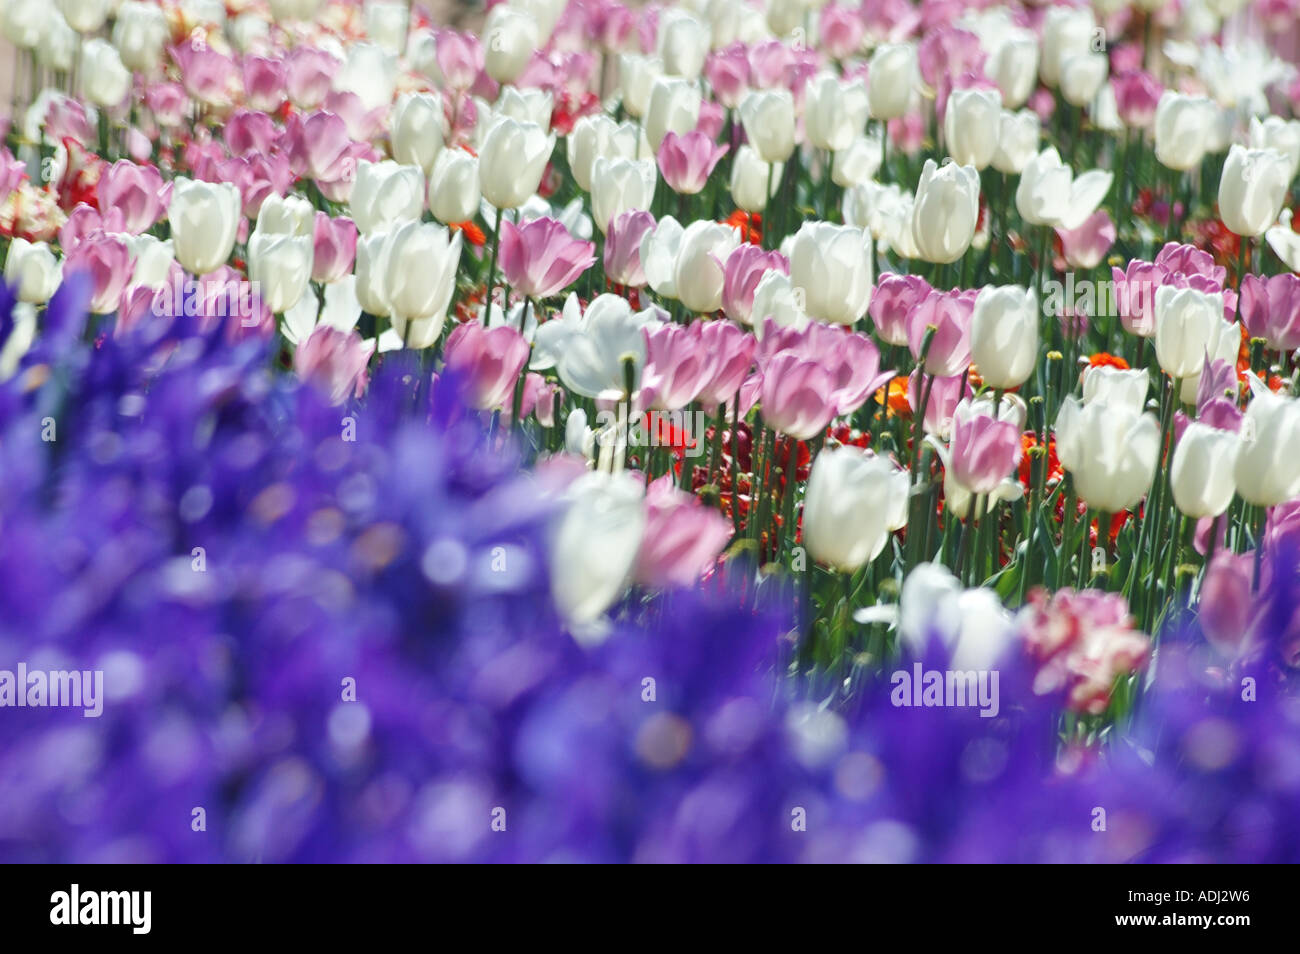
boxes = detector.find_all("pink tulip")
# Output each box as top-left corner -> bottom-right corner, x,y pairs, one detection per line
0,150 -> 25,205
697,320 -> 757,407
224,109 -> 281,157
950,413 -> 1022,495
436,30 -> 484,90
657,131 -> 728,196
1198,551 -> 1255,658
820,5 -> 866,61
722,244 -> 788,324
67,232 -> 134,315
498,217 -> 596,299
98,160 -> 168,235
759,352 -> 837,439
907,369 -> 969,436
640,322 -> 719,411
286,111 -> 353,180
815,326 -> 896,415
604,209 -> 655,288
590,1 -> 633,50
59,204 -> 126,252
294,326 -> 374,405
285,47 -> 339,110
1111,260 -> 1163,337
242,55 -> 287,113
219,153 -> 294,219
144,82 -> 188,128
694,101 -> 727,141
749,40 -> 795,89
324,90 -> 387,142
1155,242 -> 1227,287
633,478 -> 732,588
444,321 -> 531,411
704,46 -> 751,109
45,97 -> 95,146
1056,210 -> 1116,270
312,213 -> 359,284
1241,273 -> 1300,352
171,42 -> 235,106
869,272 -> 932,346
1112,71 -> 1162,128
906,288 -> 975,377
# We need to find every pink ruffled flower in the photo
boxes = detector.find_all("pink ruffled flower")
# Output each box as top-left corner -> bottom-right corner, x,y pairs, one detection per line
444,321 -> 531,411
633,478 -> 732,588
293,326 -> 374,405
498,216 -> 596,299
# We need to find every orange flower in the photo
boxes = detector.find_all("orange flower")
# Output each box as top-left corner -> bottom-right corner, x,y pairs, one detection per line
1087,352 -> 1129,370
449,221 -> 486,247
875,375 -> 911,419
722,209 -> 762,245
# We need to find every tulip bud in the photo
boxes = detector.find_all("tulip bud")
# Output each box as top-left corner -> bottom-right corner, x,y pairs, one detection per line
644,77 -> 702,152
1040,6 -> 1096,88
673,220 -> 741,314
867,43 -> 918,120
657,8 -> 710,80
911,159 -> 980,264
619,53 -> 663,120
79,38 -> 131,109
1198,552 -> 1255,658
567,115 -> 640,193
550,472 -> 646,628
1171,422 -> 1238,519
347,160 -> 425,236
248,230 -> 314,313
112,1 -> 169,74
789,221 -> 873,326
970,285 -> 1038,389
312,213 -> 358,283
479,117 -> 555,211
591,157 -> 657,233
1082,365 -> 1149,417
987,32 -> 1038,108
1055,397 -> 1160,513
729,145 -> 782,213
633,481 -> 731,588
5,238 -> 62,304
805,72 -> 870,153
354,231 -> 391,317
1153,285 -> 1232,381
500,216 -> 595,299
391,93 -> 445,176
483,5 -> 539,85
256,193 -> 315,237
802,446 -> 909,571
334,42 -> 397,113
1217,144 -> 1291,238
167,178 -> 241,276
1015,147 -> 1112,230
943,88 -> 1002,170
1059,52 -> 1108,108
1233,386 -> 1300,506
444,321 -> 530,411
657,131 -> 728,196
1154,91 -> 1217,172
58,0 -> 110,34
381,221 -> 462,345
1249,115 -> 1300,183
426,149 -> 480,226
991,109 -> 1040,175
949,409 -> 1023,496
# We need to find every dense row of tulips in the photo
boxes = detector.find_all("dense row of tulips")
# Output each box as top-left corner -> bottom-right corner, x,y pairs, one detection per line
1,0 -> 1299,861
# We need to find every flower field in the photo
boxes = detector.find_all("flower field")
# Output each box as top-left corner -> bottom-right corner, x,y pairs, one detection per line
0,0 -> 1299,864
